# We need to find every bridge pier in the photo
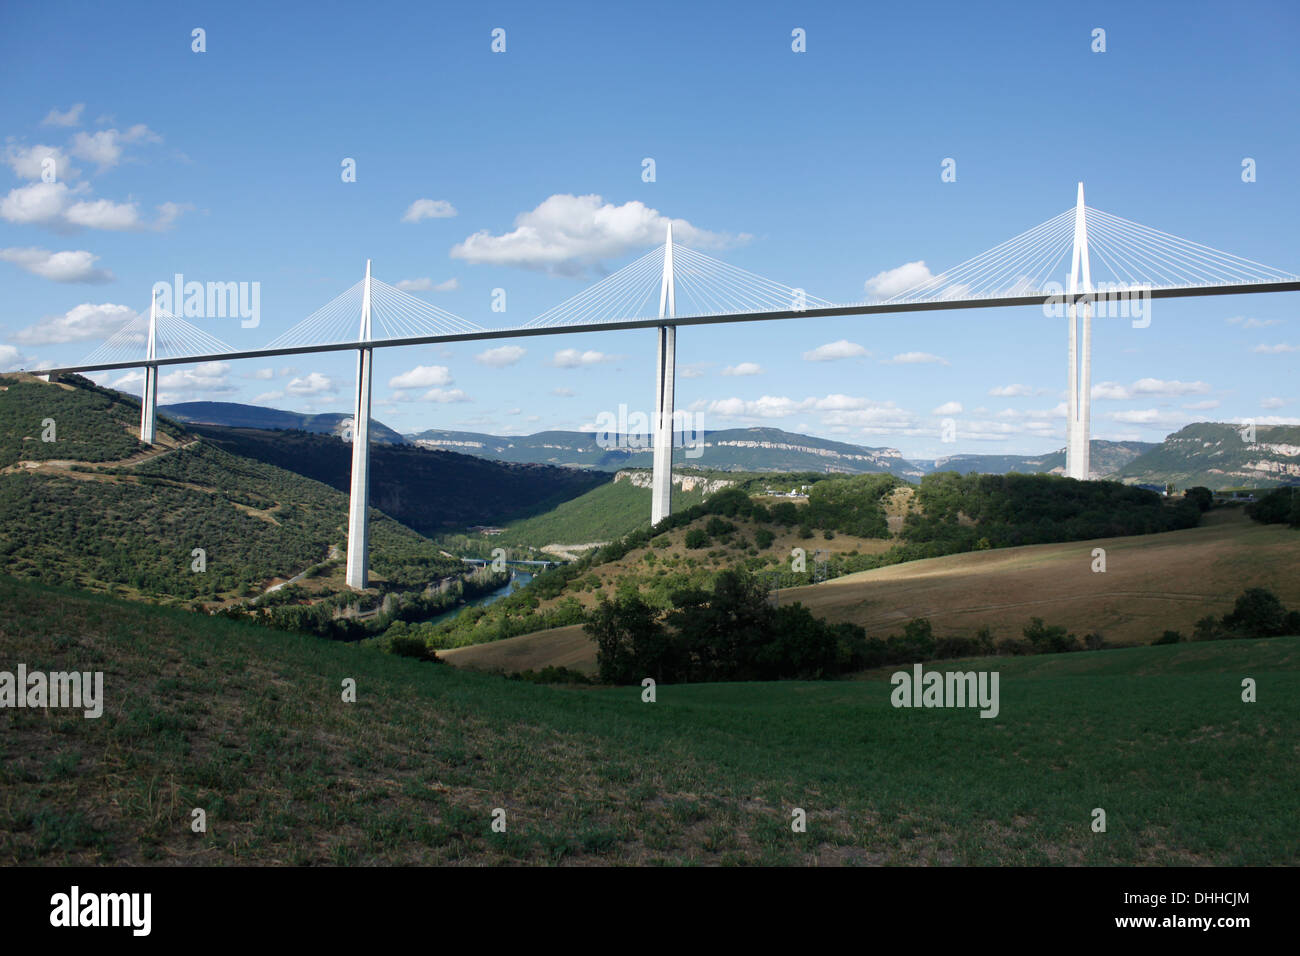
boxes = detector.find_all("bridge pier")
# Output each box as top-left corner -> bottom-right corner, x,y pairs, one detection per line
139,290 -> 159,445
651,224 -> 676,526
1065,182 -> 1093,480
345,260 -> 373,590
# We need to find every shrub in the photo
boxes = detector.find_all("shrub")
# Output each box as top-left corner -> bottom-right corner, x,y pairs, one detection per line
684,528 -> 709,549
1222,587 -> 1289,637
1153,630 -> 1182,645
754,528 -> 775,549
1023,617 -> 1080,653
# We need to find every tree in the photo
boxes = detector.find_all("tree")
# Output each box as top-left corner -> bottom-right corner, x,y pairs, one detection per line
586,591 -> 673,684
1183,486 -> 1213,512
1222,587 -> 1289,637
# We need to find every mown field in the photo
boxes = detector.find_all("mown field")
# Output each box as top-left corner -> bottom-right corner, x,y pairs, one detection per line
2,574 -> 1295,865
777,508 -> 1300,646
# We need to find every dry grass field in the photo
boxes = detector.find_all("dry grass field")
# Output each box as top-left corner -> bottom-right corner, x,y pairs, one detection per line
777,508 -> 1300,646
438,508 -> 1300,674
438,624 -> 595,675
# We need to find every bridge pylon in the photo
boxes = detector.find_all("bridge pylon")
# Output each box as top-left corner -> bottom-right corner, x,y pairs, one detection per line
345,259 -> 374,590
651,223 -> 676,526
1065,182 -> 1093,480
139,289 -> 159,445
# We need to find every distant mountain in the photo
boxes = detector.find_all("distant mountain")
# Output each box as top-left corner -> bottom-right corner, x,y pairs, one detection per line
407,426 -> 926,479
924,440 -> 1156,479
1113,423 -> 1300,490
161,401 -> 406,445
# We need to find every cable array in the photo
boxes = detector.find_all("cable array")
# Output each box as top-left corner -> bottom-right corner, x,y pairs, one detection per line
879,205 -> 1297,304
78,306 -> 238,367
261,278 -> 483,349
368,278 -> 484,338
523,243 -> 834,328
1084,208 -> 1297,289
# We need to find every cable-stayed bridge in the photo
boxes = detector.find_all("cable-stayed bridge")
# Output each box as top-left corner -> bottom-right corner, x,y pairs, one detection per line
32,184 -> 1300,589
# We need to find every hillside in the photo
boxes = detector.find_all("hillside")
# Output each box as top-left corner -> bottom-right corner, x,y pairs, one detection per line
474,468 -> 718,551
439,509 -> 1300,674
2,573 -> 1295,865
189,424 -> 610,538
161,401 -> 407,444
0,374 -> 455,602
1114,422 -> 1300,489
410,426 -> 924,478
776,508 -> 1300,645
929,440 -> 1154,479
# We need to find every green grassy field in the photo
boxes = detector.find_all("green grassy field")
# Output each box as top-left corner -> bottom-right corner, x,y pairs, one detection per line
484,475 -> 710,550
1,574 -> 1295,865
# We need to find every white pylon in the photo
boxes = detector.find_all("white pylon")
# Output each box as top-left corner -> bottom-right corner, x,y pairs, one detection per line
346,259 -> 374,590
139,288 -> 159,444
651,224 -> 676,526
1066,182 -> 1093,480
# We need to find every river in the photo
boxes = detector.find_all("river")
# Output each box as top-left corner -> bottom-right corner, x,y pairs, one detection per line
418,570 -> 533,627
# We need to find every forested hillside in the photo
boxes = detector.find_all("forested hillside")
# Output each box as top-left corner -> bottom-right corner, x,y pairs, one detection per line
190,425 -> 610,537
0,374 -> 459,602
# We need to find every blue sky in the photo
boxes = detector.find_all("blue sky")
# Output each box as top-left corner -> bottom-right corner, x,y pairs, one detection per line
1,0 -> 1296,458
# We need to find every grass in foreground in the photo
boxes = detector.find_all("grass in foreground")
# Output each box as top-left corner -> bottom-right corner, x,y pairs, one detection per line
1,575 -> 1296,865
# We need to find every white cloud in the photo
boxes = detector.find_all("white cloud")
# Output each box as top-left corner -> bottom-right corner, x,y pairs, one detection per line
551,387 -> 575,397
0,247 -> 112,283
1254,343 -> 1298,354
475,345 -> 525,367
932,401 -> 963,415
1092,378 -> 1211,400
0,182 -> 79,226
1110,409 -> 1170,424
551,348 -> 616,368
395,277 -> 460,292
402,199 -> 458,223
12,302 -> 135,344
421,387 -> 471,403
813,394 -> 869,411
1261,397 -> 1286,410
252,391 -> 284,403
865,260 -> 932,299
3,144 -> 77,181
450,193 -> 744,275
42,104 -> 85,127
389,365 -> 453,389
1227,316 -> 1281,329
802,339 -> 868,362
0,181 -> 177,231
995,403 -> 1067,420
0,344 -> 31,370
158,362 -> 233,398
64,197 -> 141,230
1182,399 -> 1220,411
243,368 -> 275,380
153,201 -> 192,231
69,124 -> 161,170
882,351 -> 949,366
989,383 -> 1033,397
722,362 -> 762,376
688,393 -> 912,429
285,372 -> 338,395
